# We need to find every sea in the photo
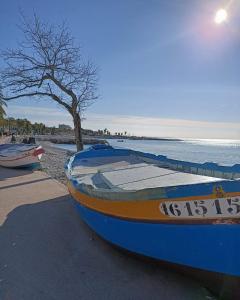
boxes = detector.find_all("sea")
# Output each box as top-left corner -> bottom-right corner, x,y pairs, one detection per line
54,138 -> 240,166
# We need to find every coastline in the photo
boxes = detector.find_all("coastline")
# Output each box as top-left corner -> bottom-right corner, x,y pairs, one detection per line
36,134 -> 107,145
38,136 -> 240,177
35,134 -> 182,144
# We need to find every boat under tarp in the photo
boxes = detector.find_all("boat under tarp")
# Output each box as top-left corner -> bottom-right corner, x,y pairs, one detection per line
65,144 -> 240,277
0,143 -> 44,169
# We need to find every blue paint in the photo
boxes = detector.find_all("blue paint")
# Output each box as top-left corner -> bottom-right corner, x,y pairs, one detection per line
164,180 -> 240,199
75,202 -> 240,277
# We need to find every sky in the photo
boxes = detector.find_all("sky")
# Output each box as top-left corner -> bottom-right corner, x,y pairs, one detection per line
0,0 -> 240,139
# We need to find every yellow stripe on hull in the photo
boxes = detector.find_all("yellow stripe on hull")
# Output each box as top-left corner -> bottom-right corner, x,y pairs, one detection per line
67,181 -> 240,223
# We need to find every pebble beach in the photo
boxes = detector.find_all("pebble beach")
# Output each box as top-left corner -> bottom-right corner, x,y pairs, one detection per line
39,141 -> 73,184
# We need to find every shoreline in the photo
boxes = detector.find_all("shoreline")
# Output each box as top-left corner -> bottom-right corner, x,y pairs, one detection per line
35,134 -> 184,144
36,134 -> 107,145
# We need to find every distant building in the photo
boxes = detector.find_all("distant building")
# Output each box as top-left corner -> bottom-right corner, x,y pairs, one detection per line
58,124 -> 72,130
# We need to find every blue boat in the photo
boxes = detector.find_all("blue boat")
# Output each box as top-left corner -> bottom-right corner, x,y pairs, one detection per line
65,144 -> 240,277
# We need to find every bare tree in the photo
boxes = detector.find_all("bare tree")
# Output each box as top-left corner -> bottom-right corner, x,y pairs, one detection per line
0,15 -> 98,150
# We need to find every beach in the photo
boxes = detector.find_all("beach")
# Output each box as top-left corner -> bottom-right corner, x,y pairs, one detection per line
40,141 -> 74,184
2,137 -> 240,299
0,140 -> 217,300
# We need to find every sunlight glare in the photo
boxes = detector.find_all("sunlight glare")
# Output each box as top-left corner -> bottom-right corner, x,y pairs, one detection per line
214,9 -> 228,24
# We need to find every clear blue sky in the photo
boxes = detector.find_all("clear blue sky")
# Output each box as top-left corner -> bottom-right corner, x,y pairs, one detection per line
1,0 -> 240,139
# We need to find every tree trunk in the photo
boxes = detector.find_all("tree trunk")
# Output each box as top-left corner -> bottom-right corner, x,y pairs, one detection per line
73,112 -> 83,151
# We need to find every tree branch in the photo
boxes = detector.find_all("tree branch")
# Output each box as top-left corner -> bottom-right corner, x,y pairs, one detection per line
3,92 -> 71,112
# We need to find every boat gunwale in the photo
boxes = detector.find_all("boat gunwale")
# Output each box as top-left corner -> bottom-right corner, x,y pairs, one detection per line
66,145 -> 240,180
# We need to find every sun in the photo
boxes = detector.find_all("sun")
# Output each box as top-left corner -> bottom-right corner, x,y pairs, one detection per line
214,9 -> 228,24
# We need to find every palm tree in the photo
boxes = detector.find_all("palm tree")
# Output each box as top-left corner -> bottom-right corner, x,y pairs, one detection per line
103,128 -> 108,135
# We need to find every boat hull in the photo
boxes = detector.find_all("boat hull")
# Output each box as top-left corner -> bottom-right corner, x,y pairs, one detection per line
0,154 -> 41,169
75,201 -> 240,277
65,145 -> 240,277
13,161 -> 41,170
0,144 -> 44,169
